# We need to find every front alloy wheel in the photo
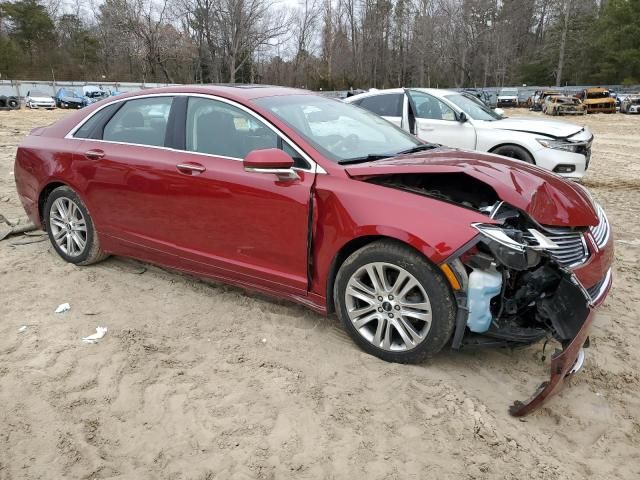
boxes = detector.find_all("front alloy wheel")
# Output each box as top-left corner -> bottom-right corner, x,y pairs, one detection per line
345,262 -> 432,352
334,240 -> 456,363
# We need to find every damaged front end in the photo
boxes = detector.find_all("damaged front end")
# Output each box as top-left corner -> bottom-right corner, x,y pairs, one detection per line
444,201 -> 609,415
365,171 -> 612,415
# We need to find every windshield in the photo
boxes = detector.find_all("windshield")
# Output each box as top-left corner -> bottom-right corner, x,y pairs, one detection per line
61,90 -> 81,97
500,89 -> 517,96
445,93 -> 502,121
253,95 -> 421,163
586,91 -> 610,99
30,90 -> 48,97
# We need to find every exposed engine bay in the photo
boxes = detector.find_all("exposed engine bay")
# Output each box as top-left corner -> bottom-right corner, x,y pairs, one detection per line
368,172 -> 602,415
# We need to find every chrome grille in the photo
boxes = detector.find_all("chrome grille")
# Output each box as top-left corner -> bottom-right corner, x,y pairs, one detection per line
585,269 -> 612,304
523,227 -> 588,267
590,204 -> 610,248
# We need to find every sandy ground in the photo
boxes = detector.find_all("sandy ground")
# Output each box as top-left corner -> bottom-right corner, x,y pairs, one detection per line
0,107 -> 639,480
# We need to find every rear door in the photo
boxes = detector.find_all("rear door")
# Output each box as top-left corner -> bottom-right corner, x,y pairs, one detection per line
407,90 -> 476,149
354,93 -> 404,128
72,96 -> 178,248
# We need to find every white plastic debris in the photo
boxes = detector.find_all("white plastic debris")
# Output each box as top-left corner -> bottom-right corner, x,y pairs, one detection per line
55,303 -> 71,314
261,338 -> 267,344
82,326 -> 108,344
18,325 -> 27,333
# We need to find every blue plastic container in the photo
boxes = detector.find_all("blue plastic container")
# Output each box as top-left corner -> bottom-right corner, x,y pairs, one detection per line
466,268 -> 502,333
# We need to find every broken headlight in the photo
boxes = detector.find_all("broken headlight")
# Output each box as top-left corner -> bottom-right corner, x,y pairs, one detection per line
472,224 -> 545,271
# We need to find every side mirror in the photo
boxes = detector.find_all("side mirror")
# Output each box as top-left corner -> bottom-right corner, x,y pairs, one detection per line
243,148 -> 299,181
494,107 -> 505,117
458,111 -> 468,123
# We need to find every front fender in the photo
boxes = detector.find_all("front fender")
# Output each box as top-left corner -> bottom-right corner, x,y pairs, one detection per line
310,174 -> 486,300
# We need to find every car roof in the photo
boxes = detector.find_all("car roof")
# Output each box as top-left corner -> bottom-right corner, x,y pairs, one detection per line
108,84 -> 314,103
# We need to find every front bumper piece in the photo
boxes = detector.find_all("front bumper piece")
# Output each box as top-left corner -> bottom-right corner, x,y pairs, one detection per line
509,270 -> 612,416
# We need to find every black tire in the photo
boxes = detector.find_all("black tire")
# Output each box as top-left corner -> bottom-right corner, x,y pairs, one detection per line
43,186 -> 108,265
7,97 -> 19,109
491,144 -> 535,164
333,240 -> 456,364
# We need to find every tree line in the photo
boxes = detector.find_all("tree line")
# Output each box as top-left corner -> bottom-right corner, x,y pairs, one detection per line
0,0 -> 638,90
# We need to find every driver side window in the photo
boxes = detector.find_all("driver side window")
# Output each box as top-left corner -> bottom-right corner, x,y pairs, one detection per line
409,92 -> 456,121
186,97 -> 278,159
186,97 -> 310,169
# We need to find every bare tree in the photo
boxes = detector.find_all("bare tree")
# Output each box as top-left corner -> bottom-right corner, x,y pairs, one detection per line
555,0 -> 572,86
211,0 -> 291,82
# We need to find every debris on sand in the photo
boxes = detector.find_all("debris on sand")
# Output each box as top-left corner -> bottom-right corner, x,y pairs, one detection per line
82,326 -> 108,344
55,303 -> 71,314
0,214 -> 38,241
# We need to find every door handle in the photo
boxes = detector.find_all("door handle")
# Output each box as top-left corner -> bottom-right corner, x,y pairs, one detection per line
84,149 -> 105,160
176,163 -> 206,175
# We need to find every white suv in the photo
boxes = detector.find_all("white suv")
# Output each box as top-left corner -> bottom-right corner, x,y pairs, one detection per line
345,88 -> 593,180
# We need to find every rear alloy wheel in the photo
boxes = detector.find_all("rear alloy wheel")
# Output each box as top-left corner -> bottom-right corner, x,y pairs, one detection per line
334,240 -> 456,363
492,144 -> 535,164
44,186 -> 108,265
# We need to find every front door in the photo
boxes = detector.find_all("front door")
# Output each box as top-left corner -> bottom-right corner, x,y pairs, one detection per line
163,96 -> 314,294
407,90 -> 477,150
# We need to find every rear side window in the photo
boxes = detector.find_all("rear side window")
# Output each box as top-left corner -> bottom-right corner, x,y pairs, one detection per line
73,103 -> 121,139
358,94 -> 403,117
103,97 -> 173,147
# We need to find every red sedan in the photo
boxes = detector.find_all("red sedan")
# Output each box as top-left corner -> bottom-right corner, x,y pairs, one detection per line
14,86 -> 613,415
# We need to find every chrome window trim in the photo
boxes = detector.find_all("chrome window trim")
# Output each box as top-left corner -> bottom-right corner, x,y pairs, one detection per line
64,92 -> 326,174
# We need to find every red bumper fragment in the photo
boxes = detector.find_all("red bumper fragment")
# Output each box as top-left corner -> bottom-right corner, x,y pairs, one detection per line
509,309 -> 595,416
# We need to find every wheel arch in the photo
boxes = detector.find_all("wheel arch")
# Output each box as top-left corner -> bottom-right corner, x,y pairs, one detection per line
488,142 -> 536,164
324,234 -> 439,314
38,181 -> 68,228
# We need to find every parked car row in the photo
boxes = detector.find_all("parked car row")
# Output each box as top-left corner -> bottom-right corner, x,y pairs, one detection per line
14,85 -> 613,415
2,86 -> 123,110
525,87 -> 639,115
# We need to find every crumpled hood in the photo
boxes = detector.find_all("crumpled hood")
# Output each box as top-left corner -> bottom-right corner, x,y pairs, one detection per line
345,148 -> 599,227
482,117 -> 587,139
